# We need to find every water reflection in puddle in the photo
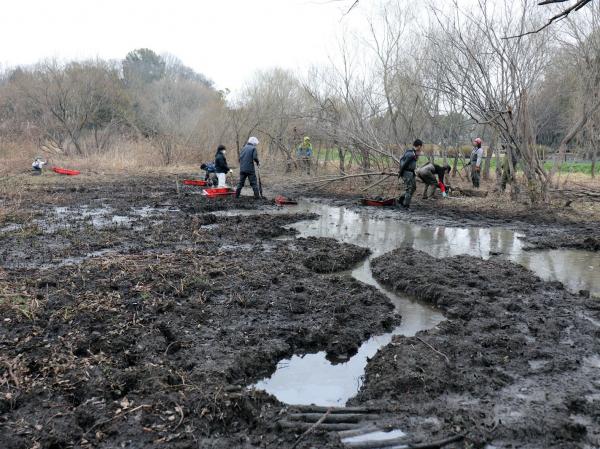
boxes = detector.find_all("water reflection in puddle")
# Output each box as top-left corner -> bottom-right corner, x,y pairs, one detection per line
252,201 -> 600,406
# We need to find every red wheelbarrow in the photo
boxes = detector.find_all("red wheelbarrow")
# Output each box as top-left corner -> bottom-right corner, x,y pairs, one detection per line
361,197 -> 397,207
202,187 -> 236,197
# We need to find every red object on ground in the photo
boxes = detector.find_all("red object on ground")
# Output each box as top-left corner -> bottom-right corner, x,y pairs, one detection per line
202,187 -> 236,197
183,179 -> 208,186
361,198 -> 397,207
438,181 -> 446,193
52,167 -> 81,176
275,195 -> 298,205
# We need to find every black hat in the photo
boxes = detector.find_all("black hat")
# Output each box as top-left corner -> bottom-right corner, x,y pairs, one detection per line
217,145 -> 226,152
413,139 -> 423,147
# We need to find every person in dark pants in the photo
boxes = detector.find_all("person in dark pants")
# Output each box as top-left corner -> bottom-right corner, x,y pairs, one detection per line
200,162 -> 217,185
398,139 -> 423,209
416,163 -> 451,199
32,157 -> 47,175
235,137 -> 261,198
214,145 -> 231,187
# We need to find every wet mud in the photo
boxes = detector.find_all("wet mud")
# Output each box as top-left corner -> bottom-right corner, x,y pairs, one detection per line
2,174 -> 600,448
360,247 -> 600,448
0,175 -> 395,449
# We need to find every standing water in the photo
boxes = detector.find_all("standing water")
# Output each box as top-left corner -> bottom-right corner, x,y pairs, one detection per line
246,201 -> 600,406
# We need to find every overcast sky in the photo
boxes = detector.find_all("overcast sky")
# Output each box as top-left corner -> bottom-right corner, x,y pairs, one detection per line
0,0 -> 364,91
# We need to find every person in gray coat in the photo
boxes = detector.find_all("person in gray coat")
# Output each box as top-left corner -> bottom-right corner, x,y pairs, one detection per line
235,137 -> 261,198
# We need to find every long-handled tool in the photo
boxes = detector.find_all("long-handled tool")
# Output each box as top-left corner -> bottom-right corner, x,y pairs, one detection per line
256,164 -> 264,198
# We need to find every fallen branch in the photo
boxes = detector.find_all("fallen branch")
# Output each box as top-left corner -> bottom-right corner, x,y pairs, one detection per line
344,434 -> 410,449
290,407 -> 332,449
289,405 -> 380,414
303,172 -> 398,186
361,174 -> 395,192
289,412 -> 373,424
337,424 -> 382,438
415,337 -> 450,365
83,404 -> 152,436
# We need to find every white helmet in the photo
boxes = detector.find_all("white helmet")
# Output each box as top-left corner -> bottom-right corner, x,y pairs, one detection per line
248,136 -> 259,145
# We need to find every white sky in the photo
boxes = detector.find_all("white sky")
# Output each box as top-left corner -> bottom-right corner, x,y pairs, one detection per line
0,0 -> 363,91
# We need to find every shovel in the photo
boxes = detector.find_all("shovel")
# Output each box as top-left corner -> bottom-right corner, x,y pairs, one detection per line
256,164 -> 264,198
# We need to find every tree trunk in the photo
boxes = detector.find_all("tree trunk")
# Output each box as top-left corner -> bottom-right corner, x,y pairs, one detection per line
338,147 -> 345,174
482,145 -> 493,180
551,98 -> 600,179
495,145 -> 502,191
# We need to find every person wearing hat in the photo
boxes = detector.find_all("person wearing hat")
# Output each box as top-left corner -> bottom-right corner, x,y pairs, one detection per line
296,136 -> 313,174
214,144 -> 231,187
470,138 -> 484,188
235,137 -> 261,199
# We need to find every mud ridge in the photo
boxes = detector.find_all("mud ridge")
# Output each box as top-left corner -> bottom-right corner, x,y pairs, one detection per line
355,247 -> 600,448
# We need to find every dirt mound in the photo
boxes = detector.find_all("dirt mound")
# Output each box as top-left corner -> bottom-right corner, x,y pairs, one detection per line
299,237 -> 370,273
354,247 -> 600,448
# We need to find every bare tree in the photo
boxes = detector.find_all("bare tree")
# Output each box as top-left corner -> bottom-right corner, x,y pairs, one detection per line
548,6 -> 600,179
427,0 -> 552,202
11,60 -> 127,156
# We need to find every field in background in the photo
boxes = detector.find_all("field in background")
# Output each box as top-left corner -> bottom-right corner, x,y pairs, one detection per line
313,150 -> 600,176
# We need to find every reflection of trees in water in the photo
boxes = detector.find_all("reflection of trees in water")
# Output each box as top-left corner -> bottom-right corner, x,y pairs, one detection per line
513,250 -> 600,294
302,204 -> 598,295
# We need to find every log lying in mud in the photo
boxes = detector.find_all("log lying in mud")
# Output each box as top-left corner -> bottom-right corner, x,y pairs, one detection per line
343,433 -> 464,449
287,405 -> 381,414
337,425 -> 383,438
278,420 -> 362,432
289,412 -> 375,424
343,435 -> 409,449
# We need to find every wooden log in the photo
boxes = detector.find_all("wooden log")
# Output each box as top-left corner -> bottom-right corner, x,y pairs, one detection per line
287,405 -> 380,414
344,435 -> 410,449
337,425 -> 382,438
344,433 -> 464,449
278,420 -> 361,432
288,413 -> 372,424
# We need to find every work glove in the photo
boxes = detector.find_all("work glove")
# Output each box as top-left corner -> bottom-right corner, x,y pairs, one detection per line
442,192 -> 448,198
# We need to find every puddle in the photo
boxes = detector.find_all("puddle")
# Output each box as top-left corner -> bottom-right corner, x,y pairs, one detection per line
251,201 -> 600,407
341,429 -> 406,445
59,249 -> 116,266
510,249 -> 600,294
46,205 -> 176,230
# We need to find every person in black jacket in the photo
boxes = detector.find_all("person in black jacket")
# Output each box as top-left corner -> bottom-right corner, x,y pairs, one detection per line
235,137 -> 261,198
214,145 -> 231,187
398,139 -> 423,208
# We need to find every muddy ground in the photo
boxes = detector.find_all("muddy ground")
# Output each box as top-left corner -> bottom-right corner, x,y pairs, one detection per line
363,247 -> 600,448
0,175 -> 395,449
1,173 -> 599,449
